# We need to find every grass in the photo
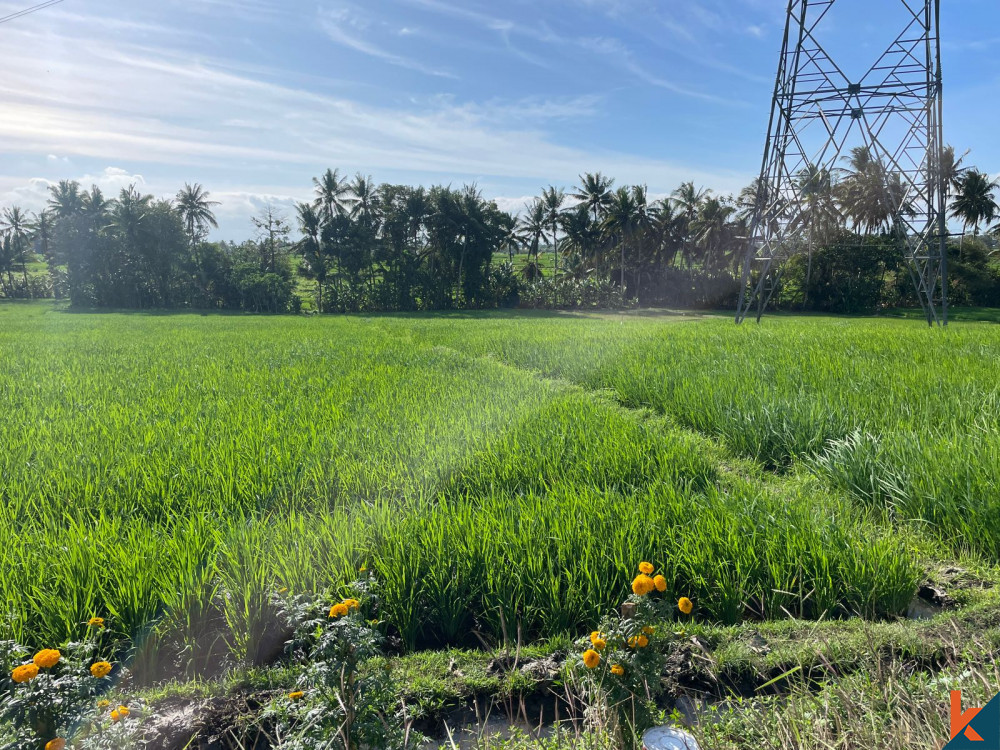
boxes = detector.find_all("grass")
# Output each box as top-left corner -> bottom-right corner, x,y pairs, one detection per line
7,299 -> 1000,748
0,303 -> 931,661
400,313 -> 1000,558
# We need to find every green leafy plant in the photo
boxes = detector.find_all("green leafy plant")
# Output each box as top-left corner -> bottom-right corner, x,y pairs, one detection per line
262,578 -> 419,750
572,561 -> 694,749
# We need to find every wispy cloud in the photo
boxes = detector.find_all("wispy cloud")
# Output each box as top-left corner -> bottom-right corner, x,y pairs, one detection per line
318,4 -> 457,79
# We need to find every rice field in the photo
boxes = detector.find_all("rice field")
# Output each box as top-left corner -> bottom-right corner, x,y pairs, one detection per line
1,302 -> 996,668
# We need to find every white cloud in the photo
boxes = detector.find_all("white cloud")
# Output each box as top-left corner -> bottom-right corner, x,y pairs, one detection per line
0,6 -> 753,238
318,4 -> 457,79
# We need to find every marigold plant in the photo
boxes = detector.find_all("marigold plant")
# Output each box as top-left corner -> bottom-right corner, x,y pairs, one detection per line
33,650 -> 61,669
11,664 -> 39,684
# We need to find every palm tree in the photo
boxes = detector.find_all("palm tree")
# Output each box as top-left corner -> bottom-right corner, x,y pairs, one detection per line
671,182 -> 710,266
175,183 -> 220,245
295,202 -> 327,312
313,168 -> 351,224
950,169 -> 999,240
836,147 -> 906,234
519,199 -> 547,272
572,172 -> 614,224
940,145 -> 970,204
541,186 -> 565,295
350,174 -> 380,293
690,197 -> 738,273
602,187 -> 640,290
47,180 -> 84,218
1,206 -> 34,297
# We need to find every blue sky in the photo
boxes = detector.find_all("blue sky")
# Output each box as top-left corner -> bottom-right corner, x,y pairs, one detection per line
0,0 -> 997,239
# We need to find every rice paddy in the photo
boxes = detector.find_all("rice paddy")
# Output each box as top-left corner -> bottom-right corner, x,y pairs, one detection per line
1,302 -> 997,669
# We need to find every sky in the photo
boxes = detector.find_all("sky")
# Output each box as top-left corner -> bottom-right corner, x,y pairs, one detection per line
0,0 -> 998,240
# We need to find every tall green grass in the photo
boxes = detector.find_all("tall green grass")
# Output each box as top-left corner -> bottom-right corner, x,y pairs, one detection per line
403,314 -> 1000,557
0,305 -> 924,662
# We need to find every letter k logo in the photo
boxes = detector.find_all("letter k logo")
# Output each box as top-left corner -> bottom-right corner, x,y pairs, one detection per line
953,691 -> 985,742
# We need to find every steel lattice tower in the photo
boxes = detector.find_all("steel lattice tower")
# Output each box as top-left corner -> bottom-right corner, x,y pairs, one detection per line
736,0 -> 948,325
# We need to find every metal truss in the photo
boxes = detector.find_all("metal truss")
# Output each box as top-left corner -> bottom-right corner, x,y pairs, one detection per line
736,0 -> 948,325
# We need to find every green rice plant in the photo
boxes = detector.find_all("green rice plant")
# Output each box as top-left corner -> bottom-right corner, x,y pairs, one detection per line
0,304 -> 934,662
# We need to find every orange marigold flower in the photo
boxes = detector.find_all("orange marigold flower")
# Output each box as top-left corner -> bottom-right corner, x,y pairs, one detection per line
90,661 -> 113,679
87,616 -> 105,628
611,664 -> 625,676
642,626 -> 655,636
638,562 -> 654,575
678,597 -> 694,615
582,649 -> 601,669
33,649 -> 61,669
329,602 -> 349,618
11,663 -> 39,683
288,690 -> 305,700
45,739 -> 66,750
653,575 -> 667,593
117,705 -> 130,717
110,710 -> 121,722
631,574 -> 655,596
589,631 -> 604,646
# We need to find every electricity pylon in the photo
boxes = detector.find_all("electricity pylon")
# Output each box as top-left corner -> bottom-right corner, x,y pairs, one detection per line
736,0 -> 948,325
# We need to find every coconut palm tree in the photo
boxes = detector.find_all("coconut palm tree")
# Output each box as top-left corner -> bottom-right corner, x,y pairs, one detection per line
47,180 -> 84,219
295,202 -> 327,311
175,183 -> 220,245
671,182 -> 710,266
1,206 -> 34,296
312,168 -> 351,224
519,199 -> 547,271
836,147 -> 903,234
602,187 -> 640,290
940,145 -> 970,203
950,169 -> 999,240
572,172 -> 614,224
690,197 -> 738,273
541,186 -> 565,300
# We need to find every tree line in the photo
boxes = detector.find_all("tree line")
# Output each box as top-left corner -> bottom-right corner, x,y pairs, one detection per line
1,146 -> 999,313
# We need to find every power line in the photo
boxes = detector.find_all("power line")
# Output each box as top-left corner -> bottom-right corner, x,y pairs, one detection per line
0,0 -> 67,25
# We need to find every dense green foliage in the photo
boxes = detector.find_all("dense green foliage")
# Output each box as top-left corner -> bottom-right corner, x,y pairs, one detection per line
3,149 -> 1000,314
0,304 -> 956,664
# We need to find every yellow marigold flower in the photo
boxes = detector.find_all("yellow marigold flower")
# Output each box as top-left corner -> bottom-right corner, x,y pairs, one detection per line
90,661 -> 113,679
359,565 -> 367,572
611,664 -> 625,676
642,626 -> 655,636
678,597 -> 694,615
118,705 -> 130,717
288,690 -> 305,700
582,649 -> 601,669
33,649 -> 61,669
45,739 -> 66,750
344,598 -> 361,611
11,663 -> 39,683
653,575 -> 667,593
592,637 -> 607,651
87,616 -> 105,628
631,574 -> 655,596
639,561 -> 654,575
329,602 -> 349,618
97,699 -> 110,708
628,634 -> 650,649
110,710 -> 120,722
